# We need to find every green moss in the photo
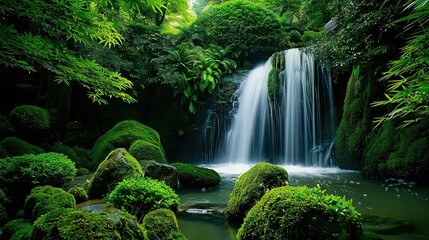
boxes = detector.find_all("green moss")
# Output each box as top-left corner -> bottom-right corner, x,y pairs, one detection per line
268,68 -> 280,99
24,186 -> 64,218
8,105 -> 50,142
108,176 -> 180,221
91,120 -> 166,166
54,144 -> 79,164
237,186 -> 363,240
225,162 -> 289,225
142,208 -> 184,240
68,186 -> 89,203
0,153 -> 76,201
10,224 -> 33,240
0,137 -> 45,157
2,219 -> 32,239
87,148 -> 143,199
171,162 -> 221,189
32,208 -> 120,240
129,139 -> 167,163
72,146 -> 94,170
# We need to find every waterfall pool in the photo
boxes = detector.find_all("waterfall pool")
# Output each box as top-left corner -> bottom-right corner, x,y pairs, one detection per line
176,164 -> 429,240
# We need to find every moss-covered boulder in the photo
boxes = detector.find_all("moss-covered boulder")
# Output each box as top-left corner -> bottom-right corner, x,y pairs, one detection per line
225,162 -> 289,225
142,208 -> 187,240
10,224 -> 33,240
91,120 -> 166,166
141,160 -> 178,189
0,153 -> 76,201
87,148 -> 142,199
8,105 -> 50,143
108,176 -> 180,221
129,139 -> 167,164
25,186 -> 76,221
171,163 -> 220,189
68,186 -> 88,204
32,207 -> 147,240
2,219 -> 33,239
237,186 -> 363,240
0,137 -> 45,157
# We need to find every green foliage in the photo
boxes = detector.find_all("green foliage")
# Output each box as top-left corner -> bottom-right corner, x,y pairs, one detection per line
155,42 -> 236,113
91,120 -> 165,166
87,148 -> 143,199
237,186 -> 363,240
54,144 -> 79,163
0,0 -> 136,104
24,186 -> 64,219
68,186 -> 89,203
171,162 -> 221,188
129,139 -> 168,163
142,208 -> 185,240
2,219 -> 32,239
0,153 -> 76,200
72,147 -> 94,170
225,162 -> 289,225
190,0 -> 286,62
161,0 -> 196,34
108,176 -> 180,221
373,1 -> 429,126
0,137 -> 44,157
10,224 -> 33,240
335,66 -> 374,170
9,105 -> 50,140
32,208 -> 120,240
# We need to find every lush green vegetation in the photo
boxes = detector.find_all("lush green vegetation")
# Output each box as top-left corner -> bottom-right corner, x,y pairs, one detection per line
142,208 -> 187,240
172,162 -> 221,188
225,162 -> 289,225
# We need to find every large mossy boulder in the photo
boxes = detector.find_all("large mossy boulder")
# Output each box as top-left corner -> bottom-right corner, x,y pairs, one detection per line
108,176 -> 180,221
129,139 -> 167,164
171,162 -> 221,189
91,120 -> 166,166
141,160 -> 178,189
237,186 -> 363,240
225,162 -> 289,225
0,137 -> 45,157
0,152 -> 76,201
8,105 -> 50,143
87,148 -> 142,199
143,208 -> 187,240
32,207 -> 147,240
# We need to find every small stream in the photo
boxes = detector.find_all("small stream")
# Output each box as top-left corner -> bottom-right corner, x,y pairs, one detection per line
176,164 -> 429,240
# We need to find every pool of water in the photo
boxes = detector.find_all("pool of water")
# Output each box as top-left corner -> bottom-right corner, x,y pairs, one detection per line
176,164 -> 429,240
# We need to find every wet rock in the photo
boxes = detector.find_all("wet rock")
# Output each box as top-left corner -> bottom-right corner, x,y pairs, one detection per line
140,160 -> 178,189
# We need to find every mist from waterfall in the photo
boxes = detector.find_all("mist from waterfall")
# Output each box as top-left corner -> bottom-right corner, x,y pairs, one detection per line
220,48 -> 336,166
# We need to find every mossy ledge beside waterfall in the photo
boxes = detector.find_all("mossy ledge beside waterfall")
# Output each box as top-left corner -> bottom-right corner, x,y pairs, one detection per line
220,48 -> 336,166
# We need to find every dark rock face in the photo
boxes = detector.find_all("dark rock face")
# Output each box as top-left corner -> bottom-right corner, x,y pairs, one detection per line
140,160 -> 178,190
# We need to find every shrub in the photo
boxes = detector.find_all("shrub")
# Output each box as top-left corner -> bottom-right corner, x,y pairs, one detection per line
10,224 -> 33,240
108,176 -> 180,221
129,140 -> 167,163
87,148 -> 143,199
0,137 -> 44,157
24,186 -> 64,218
0,153 -> 76,200
237,186 -> 363,240
68,186 -> 88,203
190,0 -> 286,62
225,162 -> 289,225
142,208 -> 185,240
91,120 -> 166,166
171,162 -> 220,189
2,219 -> 32,239
8,105 -> 50,142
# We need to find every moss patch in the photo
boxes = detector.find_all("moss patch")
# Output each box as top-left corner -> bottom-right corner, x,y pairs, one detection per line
143,208 -> 186,240
0,137 -> 44,157
171,162 -> 221,189
129,139 -> 167,163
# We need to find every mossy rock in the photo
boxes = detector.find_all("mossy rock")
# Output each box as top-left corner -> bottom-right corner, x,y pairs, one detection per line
237,186 -> 363,240
171,163 -> 221,189
225,162 -> 289,225
129,139 -> 167,164
2,219 -> 32,239
143,208 -> 185,240
140,160 -> 178,189
91,120 -> 166,166
68,186 -> 89,204
87,148 -> 143,200
32,208 -> 117,240
24,186 -> 76,221
54,144 -> 79,163
8,105 -> 50,142
0,137 -> 45,157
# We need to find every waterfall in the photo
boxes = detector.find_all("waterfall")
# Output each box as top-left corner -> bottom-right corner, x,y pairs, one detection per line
220,48 -> 336,166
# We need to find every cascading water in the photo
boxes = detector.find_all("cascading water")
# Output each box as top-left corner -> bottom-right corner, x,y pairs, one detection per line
220,48 -> 336,166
